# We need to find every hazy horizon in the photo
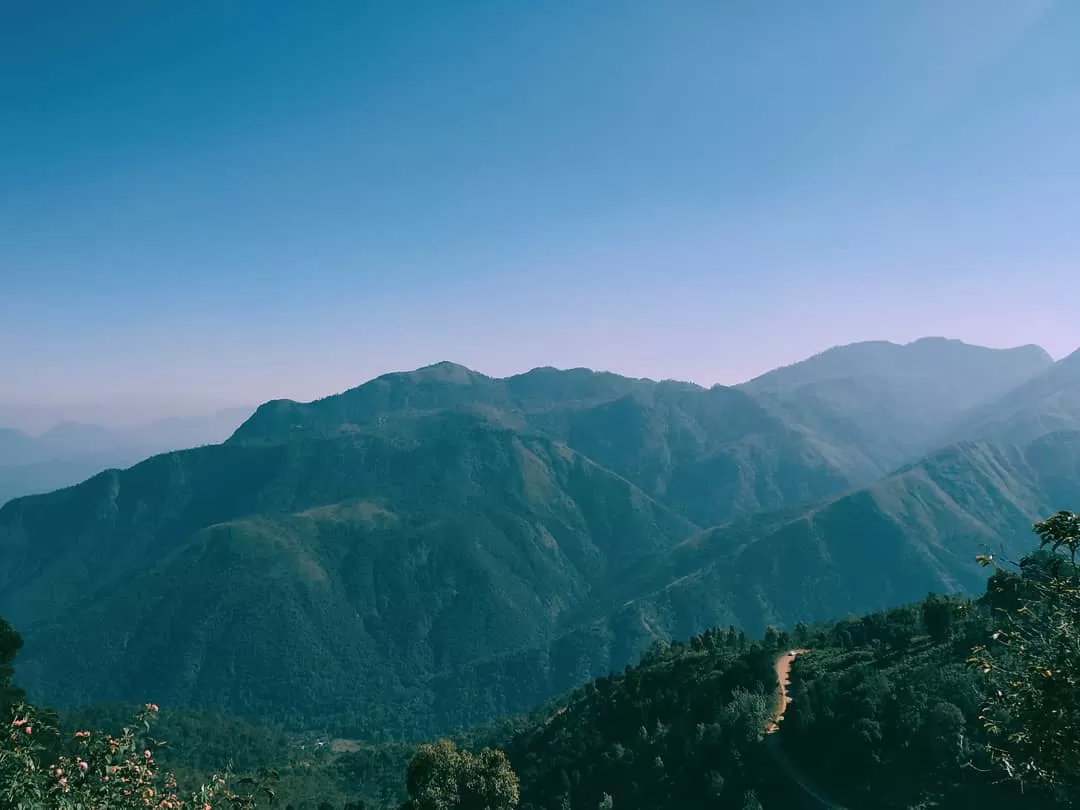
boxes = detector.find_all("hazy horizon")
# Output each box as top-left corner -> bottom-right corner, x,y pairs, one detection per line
6,2 -> 1079,421
1,334 -> 1072,433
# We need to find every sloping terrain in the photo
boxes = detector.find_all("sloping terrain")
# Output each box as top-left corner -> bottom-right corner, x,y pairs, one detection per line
231,362 -> 874,526
574,431 -> 1080,639
739,337 -> 1054,472
945,347 -> 1080,447
1,413 -> 694,733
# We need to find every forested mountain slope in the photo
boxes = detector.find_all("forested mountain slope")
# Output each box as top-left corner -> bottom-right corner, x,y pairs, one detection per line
229,361 -> 869,527
1,415 -> 695,734
574,430 -> 1080,639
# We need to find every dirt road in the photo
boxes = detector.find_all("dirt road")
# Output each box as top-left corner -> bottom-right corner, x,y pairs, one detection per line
766,648 -> 806,734
764,648 -> 847,809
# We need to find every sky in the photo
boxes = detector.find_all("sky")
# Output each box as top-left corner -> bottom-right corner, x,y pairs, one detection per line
2,0 -> 1079,421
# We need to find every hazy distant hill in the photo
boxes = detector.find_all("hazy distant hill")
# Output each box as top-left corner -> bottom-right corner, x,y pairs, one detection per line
739,337 -> 1054,472
0,407 -> 254,506
945,347 -> 1080,447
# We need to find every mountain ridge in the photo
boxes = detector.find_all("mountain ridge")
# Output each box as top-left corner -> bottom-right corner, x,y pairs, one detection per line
4,337 -> 1079,738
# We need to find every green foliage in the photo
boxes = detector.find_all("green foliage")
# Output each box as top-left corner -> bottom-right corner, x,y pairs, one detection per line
0,701 -> 279,809
970,511 -> 1080,800
0,618 -> 24,716
502,631 -> 783,810
402,739 -> 519,810
774,596 -> 1050,808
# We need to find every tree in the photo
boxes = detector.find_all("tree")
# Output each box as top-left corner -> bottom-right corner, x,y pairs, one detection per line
794,621 -> 811,646
403,739 -> 519,810
0,618 -> 24,714
921,595 -> 954,644
0,701 -> 278,809
923,701 -> 966,770
970,511 -> 1080,799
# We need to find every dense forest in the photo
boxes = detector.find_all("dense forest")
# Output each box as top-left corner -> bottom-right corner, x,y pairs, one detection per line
3,512 -> 1078,809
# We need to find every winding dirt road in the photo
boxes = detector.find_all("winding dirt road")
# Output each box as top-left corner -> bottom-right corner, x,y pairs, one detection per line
766,648 -> 806,734
764,649 -> 847,809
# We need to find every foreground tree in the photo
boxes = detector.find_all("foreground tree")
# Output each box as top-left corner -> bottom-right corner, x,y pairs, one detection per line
0,701 -> 277,809
0,619 -> 24,716
970,510 -> 1080,799
402,738 -> 519,810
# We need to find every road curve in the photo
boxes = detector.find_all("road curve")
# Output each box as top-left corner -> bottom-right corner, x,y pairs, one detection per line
765,649 -> 847,810
766,648 -> 807,734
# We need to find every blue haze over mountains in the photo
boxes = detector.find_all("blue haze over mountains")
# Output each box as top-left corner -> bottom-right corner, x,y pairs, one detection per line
0,407 -> 254,507
1,336 -> 1079,738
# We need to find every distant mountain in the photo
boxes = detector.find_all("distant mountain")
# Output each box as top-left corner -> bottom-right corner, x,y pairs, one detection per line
0,429 -> 40,467
0,407 -> 254,506
945,346 -> 1080,447
739,337 -> 1054,472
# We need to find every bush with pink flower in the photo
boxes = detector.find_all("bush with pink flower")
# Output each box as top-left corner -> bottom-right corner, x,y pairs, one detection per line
0,700 -> 277,809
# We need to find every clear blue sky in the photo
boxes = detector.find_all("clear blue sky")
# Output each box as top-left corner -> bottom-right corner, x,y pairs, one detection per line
3,0 -> 1078,417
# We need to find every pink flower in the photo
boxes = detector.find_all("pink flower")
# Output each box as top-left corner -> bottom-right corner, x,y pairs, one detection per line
24,726 -> 31,734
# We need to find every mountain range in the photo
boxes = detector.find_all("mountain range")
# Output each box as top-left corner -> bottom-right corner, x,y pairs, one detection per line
1,337 -> 1078,737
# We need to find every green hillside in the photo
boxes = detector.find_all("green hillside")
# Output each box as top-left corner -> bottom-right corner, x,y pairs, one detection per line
2,415 -> 696,736
567,431 -> 1080,646
231,362 -> 871,526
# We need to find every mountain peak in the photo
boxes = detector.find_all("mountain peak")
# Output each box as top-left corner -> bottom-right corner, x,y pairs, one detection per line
401,361 -> 485,384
